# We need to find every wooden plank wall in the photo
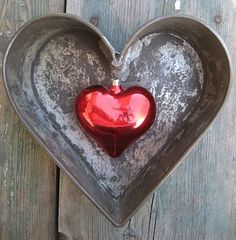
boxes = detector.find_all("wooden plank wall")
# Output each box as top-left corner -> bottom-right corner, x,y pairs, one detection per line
59,0 -> 236,239
0,1 -> 64,239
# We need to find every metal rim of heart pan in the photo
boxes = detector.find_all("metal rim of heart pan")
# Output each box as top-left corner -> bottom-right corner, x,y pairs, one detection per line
2,13 -> 231,226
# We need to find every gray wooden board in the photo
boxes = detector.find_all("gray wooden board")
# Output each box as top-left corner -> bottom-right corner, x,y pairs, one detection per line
0,0 -> 64,239
58,0 -> 236,239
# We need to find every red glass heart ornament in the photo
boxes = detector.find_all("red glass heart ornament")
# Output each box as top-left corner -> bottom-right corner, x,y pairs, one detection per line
75,80 -> 156,158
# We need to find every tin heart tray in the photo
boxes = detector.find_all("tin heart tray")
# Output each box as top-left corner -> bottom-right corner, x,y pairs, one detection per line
3,13 -> 231,226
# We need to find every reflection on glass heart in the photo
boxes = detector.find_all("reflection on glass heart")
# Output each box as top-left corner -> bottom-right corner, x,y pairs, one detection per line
75,80 -> 156,157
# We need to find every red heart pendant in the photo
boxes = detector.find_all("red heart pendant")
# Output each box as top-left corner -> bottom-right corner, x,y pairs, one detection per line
75,80 -> 156,158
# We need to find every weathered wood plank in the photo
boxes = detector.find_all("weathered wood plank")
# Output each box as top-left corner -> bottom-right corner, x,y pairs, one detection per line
59,1 -> 165,239
59,0 -> 236,239
145,1 -> 236,239
0,1 -> 64,239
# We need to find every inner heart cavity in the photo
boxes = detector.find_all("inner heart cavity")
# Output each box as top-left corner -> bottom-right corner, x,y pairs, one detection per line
32,31 -> 204,197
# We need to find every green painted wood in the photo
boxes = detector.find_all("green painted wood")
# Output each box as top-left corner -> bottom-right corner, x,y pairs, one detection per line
0,1 -> 64,239
59,0 -> 236,239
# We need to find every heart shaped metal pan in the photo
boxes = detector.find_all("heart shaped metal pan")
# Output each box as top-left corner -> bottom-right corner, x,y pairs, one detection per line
3,13 -> 231,226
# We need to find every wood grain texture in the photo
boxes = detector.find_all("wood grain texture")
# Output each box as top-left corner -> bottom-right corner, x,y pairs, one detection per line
0,1 -> 64,239
66,0 -> 166,53
59,0 -> 236,239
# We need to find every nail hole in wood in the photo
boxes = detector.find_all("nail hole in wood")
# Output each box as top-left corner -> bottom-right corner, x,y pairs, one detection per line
90,16 -> 98,26
214,15 -> 221,24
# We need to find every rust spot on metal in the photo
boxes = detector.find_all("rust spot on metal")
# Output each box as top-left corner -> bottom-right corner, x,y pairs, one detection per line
214,15 -> 221,24
90,16 -> 98,26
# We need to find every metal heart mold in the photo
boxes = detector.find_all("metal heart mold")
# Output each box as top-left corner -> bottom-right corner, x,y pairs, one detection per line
3,14 -> 231,226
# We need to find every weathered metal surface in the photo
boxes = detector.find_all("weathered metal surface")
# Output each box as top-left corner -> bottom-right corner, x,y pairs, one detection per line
3,14 -> 231,226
